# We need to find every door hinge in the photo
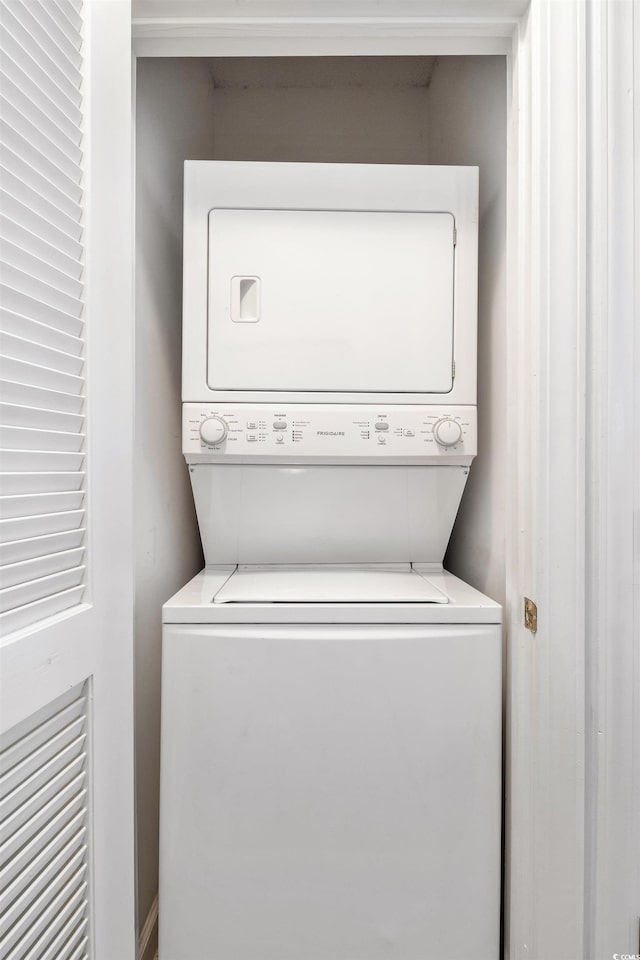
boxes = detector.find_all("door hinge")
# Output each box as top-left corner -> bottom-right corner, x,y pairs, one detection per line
453,225 -> 457,246
524,597 -> 537,634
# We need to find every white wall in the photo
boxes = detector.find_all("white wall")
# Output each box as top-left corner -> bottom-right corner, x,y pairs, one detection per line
134,58 -> 212,936
209,56 -> 432,164
428,57 -> 507,606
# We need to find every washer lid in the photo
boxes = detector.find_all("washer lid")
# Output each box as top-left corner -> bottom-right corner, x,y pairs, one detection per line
213,565 -> 449,604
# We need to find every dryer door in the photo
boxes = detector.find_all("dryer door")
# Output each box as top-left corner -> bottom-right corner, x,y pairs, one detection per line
207,208 -> 455,394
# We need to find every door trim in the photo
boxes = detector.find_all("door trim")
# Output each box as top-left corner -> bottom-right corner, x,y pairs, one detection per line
130,2 -> 640,957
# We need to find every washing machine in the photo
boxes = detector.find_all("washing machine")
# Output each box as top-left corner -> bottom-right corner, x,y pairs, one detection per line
159,162 -> 502,959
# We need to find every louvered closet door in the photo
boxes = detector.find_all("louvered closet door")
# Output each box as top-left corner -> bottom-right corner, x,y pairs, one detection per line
0,685 -> 90,960
0,2 -> 135,958
0,0 -> 86,635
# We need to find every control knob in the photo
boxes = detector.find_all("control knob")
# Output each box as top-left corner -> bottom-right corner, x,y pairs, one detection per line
199,416 -> 228,447
433,418 -> 462,447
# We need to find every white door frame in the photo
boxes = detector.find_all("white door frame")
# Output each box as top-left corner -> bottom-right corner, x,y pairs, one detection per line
582,2 -> 640,957
131,2 -> 640,957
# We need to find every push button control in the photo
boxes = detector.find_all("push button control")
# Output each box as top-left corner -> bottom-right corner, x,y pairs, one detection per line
273,422 -> 287,430
375,422 -> 389,431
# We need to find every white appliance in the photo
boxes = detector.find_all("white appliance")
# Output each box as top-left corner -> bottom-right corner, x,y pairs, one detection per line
160,162 -> 501,959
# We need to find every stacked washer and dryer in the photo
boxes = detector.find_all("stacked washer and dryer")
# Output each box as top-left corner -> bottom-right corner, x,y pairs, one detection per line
159,162 -> 501,959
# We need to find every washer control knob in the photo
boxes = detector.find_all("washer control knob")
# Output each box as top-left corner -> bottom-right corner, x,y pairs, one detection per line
199,416 -> 228,446
433,418 -> 462,447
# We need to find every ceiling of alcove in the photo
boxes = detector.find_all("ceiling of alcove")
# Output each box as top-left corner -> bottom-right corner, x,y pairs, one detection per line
206,56 -> 438,90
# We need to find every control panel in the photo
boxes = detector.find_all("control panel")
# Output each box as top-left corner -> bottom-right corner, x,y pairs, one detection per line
183,404 -> 476,462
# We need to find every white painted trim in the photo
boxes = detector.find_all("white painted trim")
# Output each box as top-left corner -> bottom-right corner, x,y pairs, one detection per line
84,1 -> 136,956
131,0 -> 528,36
139,893 -> 159,960
505,2 -> 589,958
131,19 -> 517,38
131,0 -> 529,16
503,10 -> 534,957
131,0 -> 516,55
584,1 -> 640,956
132,35 -> 511,58
132,22 -> 514,36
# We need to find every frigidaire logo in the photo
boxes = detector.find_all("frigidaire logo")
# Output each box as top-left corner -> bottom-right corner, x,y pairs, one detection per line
317,431 -> 345,436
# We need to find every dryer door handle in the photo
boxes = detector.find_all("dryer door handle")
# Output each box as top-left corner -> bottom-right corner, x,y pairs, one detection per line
231,276 -> 260,323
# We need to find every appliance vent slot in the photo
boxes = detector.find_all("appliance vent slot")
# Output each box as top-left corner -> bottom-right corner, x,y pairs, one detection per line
0,0 -> 86,636
0,683 -> 90,960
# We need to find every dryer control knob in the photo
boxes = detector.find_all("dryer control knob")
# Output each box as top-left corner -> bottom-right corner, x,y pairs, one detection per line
433,418 -> 462,447
199,416 -> 228,447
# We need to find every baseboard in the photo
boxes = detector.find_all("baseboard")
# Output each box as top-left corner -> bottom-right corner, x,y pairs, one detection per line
139,893 -> 158,960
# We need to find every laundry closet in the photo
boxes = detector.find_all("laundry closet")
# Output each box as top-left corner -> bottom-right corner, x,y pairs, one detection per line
134,54 -> 507,955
